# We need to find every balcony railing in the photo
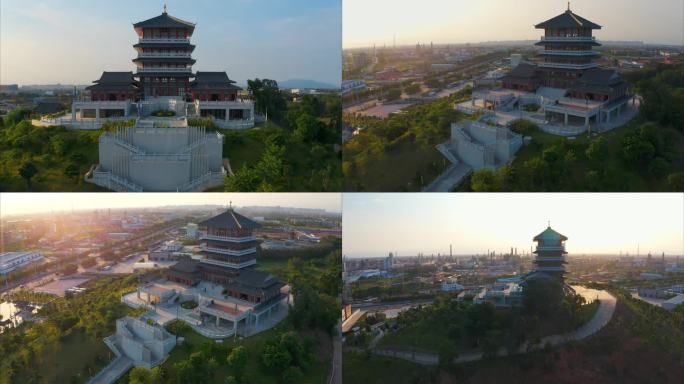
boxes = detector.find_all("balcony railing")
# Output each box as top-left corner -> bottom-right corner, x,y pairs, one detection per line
199,233 -> 257,243
538,50 -> 600,56
137,67 -> 193,73
540,36 -> 596,42
139,38 -> 190,44
538,62 -> 598,70
138,52 -> 192,58
199,257 -> 257,269
200,245 -> 257,256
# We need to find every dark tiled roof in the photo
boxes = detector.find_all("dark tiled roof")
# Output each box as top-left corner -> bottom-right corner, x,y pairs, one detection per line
191,72 -> 241,90
501,63 -> 538,81
577,69 -> 623,86
170,258 -> 199,273
569,69 -> 625,93
533,226 -> 568,241
235,269 -> 280,288
535,10 -> 601,30
132,57 -> 196,65
134,12 -> 195,30
86,72 -> 138,91
35,102 -> 66,114
199,209 -> 261,230
95,71 -> 136,84
226,270 -> 284,295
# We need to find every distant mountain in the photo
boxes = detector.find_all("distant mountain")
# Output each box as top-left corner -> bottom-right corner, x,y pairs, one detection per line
278,79 -> 339,90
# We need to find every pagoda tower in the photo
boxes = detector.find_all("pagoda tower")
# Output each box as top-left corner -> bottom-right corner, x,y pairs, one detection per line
534,3 -> 601,88
532,224 -> 568,281
197,207 -> 261,285
132,5 -> 197,99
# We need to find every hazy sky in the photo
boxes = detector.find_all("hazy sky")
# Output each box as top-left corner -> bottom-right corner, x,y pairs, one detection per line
343,0 -> 684,48
0,0 -> 341,86
343,193 -> 684,257
0,193 -> 342,216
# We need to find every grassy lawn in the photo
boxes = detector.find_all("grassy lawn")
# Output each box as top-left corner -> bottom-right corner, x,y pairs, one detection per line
343,351 -> 437,384
40,329 -> 113,384
378,321 -> 454,353
159,319 -> 330,384
349,140 -> 447,191
222,122 -> 284,171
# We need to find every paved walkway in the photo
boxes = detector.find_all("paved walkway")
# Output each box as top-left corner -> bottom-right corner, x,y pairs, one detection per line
86,356 -> 133,384
371,286 -> 616,366
423,163 -> 472,192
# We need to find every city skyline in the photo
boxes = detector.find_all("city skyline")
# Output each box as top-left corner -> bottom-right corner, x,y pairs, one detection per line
0,193 -> 342,217
343,193 -> 684,257
343,0 -> 684,48
0,0 -> 341,87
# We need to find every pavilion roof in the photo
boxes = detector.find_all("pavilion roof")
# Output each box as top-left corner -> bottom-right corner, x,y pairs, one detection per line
198,208 -> 261,230
86,71 -> 138,91
533,226 -> 568,242
535,9 -> 602,30
191,72 -> 242,90
134,12 -> 195,31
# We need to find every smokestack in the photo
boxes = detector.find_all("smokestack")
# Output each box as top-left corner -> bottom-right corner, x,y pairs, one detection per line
450,244 -> 452,258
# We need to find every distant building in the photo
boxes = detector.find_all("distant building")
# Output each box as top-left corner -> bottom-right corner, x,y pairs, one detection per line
441,279 -> 464,292
0,84 -> 19,93
472,225 -> 570,307
431,63 -> 456,72
662,294 -> 684,311
0,252 -> 43,275
186,223 -> 199,238
34,102 -> 66,116
639,272 -> 664,280
341,79 -> 366,95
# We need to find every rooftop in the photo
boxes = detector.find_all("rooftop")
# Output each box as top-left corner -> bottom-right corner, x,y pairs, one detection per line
191,72 -> 241,90
199,208 -> 262,230
133,11 -> 196,31
535,8 -> 602,30
533,226 -> 568,242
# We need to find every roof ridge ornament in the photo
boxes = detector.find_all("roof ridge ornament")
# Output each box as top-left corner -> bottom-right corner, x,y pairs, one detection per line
567,2 -> 570,12
163,3 -> 167,14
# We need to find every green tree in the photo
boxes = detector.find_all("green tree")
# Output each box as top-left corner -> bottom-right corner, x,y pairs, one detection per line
666,172 -> 684,191
471,169 -> 497,192
247,78 -> 286,119
282,366 -> 304,384
130,367 -> 154,384
585,137 -> 608,162
18,161 -> 38,188
384,87 -> 402,101
621,132 -> 655,165
64,162 -> 80,180
227,346 -> 248,382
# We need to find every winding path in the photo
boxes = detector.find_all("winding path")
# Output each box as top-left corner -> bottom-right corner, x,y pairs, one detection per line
371,286 -> 617,366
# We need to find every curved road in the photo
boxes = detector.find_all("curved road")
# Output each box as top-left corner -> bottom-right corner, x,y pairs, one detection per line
372,286 -> 617,365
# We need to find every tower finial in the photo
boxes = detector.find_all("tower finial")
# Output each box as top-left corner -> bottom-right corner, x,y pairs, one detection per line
548,220 -> 551,227
229,201 -> 232,209
567,2 -> 570,11
163,3 -> 167,14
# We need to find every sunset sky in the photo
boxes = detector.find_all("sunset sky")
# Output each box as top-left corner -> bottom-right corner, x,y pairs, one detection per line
0,193 -> 342,216
343,193 -> 684,257
344,0 -> 684,48
0,0 -> 341,86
